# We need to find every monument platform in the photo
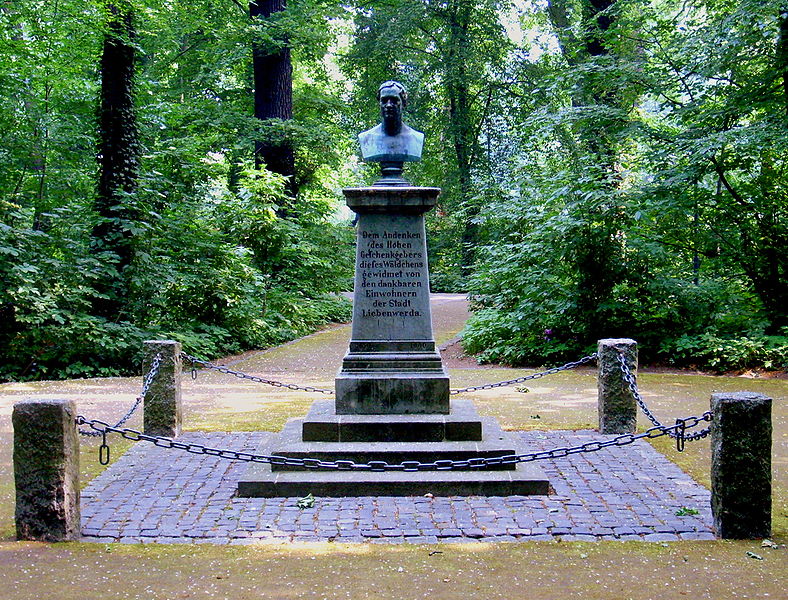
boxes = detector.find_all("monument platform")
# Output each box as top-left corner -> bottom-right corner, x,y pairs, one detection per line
237,181 -> 550,497
302,398 -> 482,442
236,400 -> 549,497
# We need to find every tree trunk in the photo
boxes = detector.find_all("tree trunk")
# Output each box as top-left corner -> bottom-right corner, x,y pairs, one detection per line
445,0 -> 477,275
250,0 -> 296,197
778,6 -> 788,116
91,2 -> 139,317
547,0 -> 627,342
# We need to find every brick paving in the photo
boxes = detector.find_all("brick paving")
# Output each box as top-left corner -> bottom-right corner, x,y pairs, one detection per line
80,430 -> 715,544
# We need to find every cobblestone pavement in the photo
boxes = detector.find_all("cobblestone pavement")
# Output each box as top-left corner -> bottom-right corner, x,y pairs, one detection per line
80,430 -> 715,544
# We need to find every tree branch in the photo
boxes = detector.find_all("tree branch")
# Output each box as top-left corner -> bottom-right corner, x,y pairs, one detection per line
235,0 -> 251,16
708,154 -> 749,207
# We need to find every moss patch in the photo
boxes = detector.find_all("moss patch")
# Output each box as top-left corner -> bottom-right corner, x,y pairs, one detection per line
0,540 -> 786,600
185,399 -> 313,432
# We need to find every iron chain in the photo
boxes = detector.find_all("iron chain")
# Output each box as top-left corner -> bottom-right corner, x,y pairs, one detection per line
449,353 -> 598,395
181,352 -> 335,395
75,409 -> 711,471
181,351 -> 598,398
618,353 -> 713,442
79,353 -> 162,437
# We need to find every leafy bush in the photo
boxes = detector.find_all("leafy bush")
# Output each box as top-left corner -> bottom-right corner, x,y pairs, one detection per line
662,332 -> 788,373
0,164 -> 354,382
462,308 -> 580,366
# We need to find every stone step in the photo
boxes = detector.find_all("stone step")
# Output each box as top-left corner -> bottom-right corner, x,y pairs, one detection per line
237,461 -> 550,497
267,417 -> 519,471
302,398 -> 483,442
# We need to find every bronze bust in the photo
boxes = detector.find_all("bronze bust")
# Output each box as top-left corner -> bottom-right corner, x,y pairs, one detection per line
358,81 -> 424,184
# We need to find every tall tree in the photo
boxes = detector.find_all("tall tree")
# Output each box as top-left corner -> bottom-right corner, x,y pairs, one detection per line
250,0 -> 297,196
634,0 -> 788,332
91,0 -> 140,317
543,0 -> 634,342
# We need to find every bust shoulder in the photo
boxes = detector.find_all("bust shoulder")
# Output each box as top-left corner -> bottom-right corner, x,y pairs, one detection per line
358,124 -> 385,144
358,124 -> 424,162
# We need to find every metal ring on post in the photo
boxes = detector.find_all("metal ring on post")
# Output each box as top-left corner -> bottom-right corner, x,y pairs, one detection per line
675,418 -> 686,452
99,430 -> 111,465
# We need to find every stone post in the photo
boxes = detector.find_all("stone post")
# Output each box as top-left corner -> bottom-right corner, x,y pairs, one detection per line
13,398 -> 81,541
711,392 -> 772,539
597,338 -> 638,434
143,340 -> 182,437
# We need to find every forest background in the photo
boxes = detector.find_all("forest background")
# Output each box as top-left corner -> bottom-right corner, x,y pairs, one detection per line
1,0 -> 786,381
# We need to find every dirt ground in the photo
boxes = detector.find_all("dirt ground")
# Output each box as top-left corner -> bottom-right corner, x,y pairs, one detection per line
0,294 -> 785,599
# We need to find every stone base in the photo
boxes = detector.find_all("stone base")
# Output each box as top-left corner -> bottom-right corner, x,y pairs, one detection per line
237,463 -> 549,497
335,371 -> 450,414
303,399 -> 481,442
237,400 -> 549,497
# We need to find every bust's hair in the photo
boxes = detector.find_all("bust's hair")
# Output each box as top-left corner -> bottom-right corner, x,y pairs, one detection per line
377,81 -> 408,107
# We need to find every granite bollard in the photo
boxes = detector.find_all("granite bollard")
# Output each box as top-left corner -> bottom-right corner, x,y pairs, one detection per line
597,338 -> 638,434
13,398 -> 81,541
143,340 -> 182,437
711,392 -> 772,539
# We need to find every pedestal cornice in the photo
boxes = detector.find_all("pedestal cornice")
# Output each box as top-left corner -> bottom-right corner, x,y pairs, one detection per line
343,186 -> 441,215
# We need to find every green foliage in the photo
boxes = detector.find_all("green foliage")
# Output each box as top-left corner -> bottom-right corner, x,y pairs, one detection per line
665,332 -> 788,373
462,0 -> 788,370
2,0 -> 787,379
0,0 -> 354,382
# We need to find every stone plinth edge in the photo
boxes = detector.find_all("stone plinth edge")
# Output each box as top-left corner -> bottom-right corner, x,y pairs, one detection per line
335,371 -> 450,414
343,186 -> 441,215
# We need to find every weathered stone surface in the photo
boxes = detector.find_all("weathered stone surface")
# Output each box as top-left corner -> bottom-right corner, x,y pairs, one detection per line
597,338 -> 637,434
336,187 -> 449,414
335,372 -> 449,414
301,399 -> 482,442
237,416 -> 549,497
237,463 -> 550,498
13,398 -> 80,541
267,417 -> 518,471
143,340 -> 182,437
710,392 -> 772,539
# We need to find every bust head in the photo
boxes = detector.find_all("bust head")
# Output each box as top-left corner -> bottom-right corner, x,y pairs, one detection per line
378,81 -> 408,135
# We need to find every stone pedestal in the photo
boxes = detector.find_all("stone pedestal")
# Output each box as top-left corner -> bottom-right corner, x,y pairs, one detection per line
237,185 -> 549,497
336,186 -> 449,414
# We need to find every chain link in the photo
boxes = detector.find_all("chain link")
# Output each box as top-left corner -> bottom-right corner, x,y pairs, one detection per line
75,408 -> 712,471
181,351 -> 335,395
450,353 -> 598,395
182,351 -> 599,398
79,353 -> 162,437
617,353 -> 713,442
